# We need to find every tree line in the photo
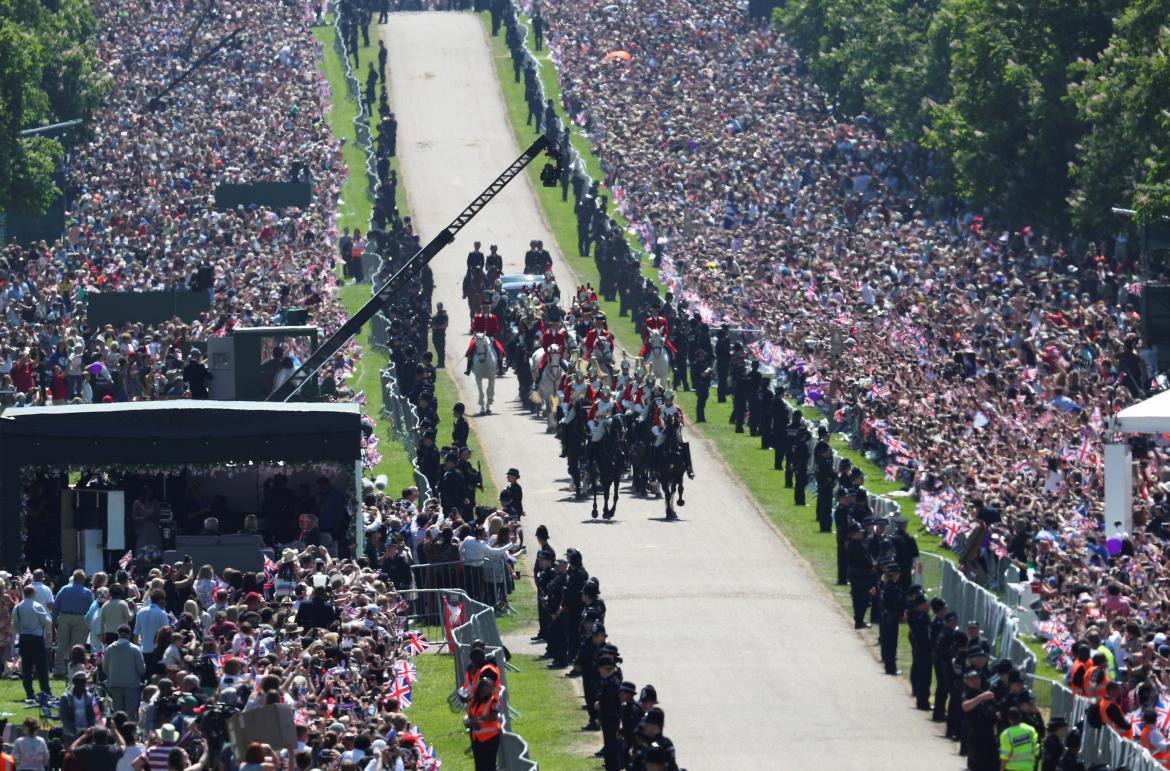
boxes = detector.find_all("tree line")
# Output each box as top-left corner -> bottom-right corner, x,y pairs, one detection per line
1,0 -> 107,216
772,0 -> 1170,232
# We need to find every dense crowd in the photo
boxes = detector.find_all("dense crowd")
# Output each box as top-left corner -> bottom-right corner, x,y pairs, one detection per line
0,553 -> 442,771
0,0 -> 362,409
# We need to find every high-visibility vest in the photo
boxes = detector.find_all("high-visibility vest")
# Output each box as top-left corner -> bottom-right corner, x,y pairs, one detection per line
467,696 -> 501,741
1071,660 -> 1093,696
1140,725 -> 1170,763
998,723 -> 1039,770
0,752 -> 14,771
1090,672 -> 1111,699
1099,698 -> 1123,732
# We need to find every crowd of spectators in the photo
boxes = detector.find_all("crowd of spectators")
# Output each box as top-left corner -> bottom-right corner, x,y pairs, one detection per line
0,0 -> 361,410
0,551 -> 443,771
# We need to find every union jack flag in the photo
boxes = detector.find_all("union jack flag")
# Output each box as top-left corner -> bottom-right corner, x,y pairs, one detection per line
884,465 -> 898,482
394,660 -> 418,684
118,550 -> 133,570
805,284 -> 818,302
405,631 -> 428,656
869,382 -> 891,400
388,677 -> 412,708
942,518 -> 966,548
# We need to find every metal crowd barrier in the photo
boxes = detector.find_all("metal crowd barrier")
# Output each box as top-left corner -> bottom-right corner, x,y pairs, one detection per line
1045,677 -> 1163,770
404,588 -> 538,770
329,15 -> 435,505
411,556 -> 515,612
918,552 -> 1036,675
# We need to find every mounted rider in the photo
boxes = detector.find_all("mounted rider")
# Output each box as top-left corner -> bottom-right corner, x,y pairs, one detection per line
538,271 -> 560,305
465,298 -> 506,376
640,303 -> 678,357
586,386 -> 621,450
536,318 -> 569,380
583,314 -> 614,361
612,356 -> 632,395
651,390 -> 695,477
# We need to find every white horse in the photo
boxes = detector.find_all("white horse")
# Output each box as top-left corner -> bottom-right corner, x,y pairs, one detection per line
592,337 -> 616,379
644,329 -> 672,385
470,333 -> 497,414
529,345 -> 566,432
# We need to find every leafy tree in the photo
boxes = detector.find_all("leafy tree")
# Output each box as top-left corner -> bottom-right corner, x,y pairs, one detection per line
1069,0 -> 1170,227
0,0 -> 105,216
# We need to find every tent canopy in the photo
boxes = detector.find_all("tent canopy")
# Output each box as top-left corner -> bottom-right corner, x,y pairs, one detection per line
1113,389 -> 1170,435
0,401 -> 363,564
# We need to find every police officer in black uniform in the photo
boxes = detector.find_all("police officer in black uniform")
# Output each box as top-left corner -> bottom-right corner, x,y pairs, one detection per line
960,668 -> 999,770
730,354 -> 751,432
451,402 -> 469,448
437,452 -> 466,515
430,302 -> 448,365
792,423 -> 811,506
550,549 -> 589,668
845,523 -> 875,629
714,327 -> 731,402
692,359 -> 712,423
813,427 -> 835,531
456,447 -> 481,520
783,409 -> 806,487
596,653 -> 623,771
906,589 -> 933,710
416,429 -> 441,491
878,563 -> 904,675
890,516 -> 920,591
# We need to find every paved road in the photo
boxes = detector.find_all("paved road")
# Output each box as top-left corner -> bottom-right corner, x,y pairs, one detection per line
382,13 -> 959,769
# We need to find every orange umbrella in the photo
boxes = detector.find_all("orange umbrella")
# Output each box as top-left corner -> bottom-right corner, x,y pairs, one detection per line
604,50 -> 632,63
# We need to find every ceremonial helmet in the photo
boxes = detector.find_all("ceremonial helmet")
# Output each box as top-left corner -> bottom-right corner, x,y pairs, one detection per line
599,386 -> 612,399
664,389 -> 675,402
620,354 -> 631,372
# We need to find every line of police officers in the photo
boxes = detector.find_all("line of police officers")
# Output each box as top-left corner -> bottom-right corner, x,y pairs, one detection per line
531,530 -> 681,770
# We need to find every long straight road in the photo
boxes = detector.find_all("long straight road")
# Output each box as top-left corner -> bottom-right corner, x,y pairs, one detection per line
382,13 -> 958,769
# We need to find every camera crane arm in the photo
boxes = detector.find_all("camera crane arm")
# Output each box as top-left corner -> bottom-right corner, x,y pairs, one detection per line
266,134 -> 552,402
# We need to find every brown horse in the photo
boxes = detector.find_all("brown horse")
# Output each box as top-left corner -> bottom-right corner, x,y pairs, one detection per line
462,268 -> 489,320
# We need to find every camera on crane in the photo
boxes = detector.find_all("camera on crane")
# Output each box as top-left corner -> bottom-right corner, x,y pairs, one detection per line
540,145 -> 563,188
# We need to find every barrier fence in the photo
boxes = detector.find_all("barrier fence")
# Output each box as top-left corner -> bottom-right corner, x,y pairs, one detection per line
328,14 -> 536,768
411,556 -> 516,613
404,588 -> 538,770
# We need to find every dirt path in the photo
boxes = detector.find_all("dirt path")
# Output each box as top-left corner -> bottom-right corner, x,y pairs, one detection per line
382,12 -> 959,768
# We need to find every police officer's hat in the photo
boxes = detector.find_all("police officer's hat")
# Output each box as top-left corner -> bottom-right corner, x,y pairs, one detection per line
643,706 -> 664,726
596,655 -> 616,668
836,487 -> 854,500
507,467 -> 520,478
967,645 -> 988,658
644,744 -> 669,764
619,681 -> 637,695
963,669 -> 981,679
1048,717 -> 1069,730
423,429 -> 437,439
893,516 -> 909,528
882,563 -> 901,575
443,451 -> 458,463
537,549 -> 554,561
639,685 -> 658,703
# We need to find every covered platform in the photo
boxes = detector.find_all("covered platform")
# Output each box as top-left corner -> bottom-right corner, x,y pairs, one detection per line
0,401 -> 363,569
1104,390 -> 1170,535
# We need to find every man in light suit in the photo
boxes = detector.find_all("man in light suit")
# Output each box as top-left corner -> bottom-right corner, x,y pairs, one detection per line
102,624 -> 145,716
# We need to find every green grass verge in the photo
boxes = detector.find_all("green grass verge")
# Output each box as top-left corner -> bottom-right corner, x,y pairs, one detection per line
410,652 -> 596,771
314,23 -> 374,234
476,10 -> 1064,698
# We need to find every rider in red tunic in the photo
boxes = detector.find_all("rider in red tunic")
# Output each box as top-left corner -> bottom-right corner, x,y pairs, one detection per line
583,316 -> 614,360
465,301 -> 506,375
639,311 -> 678,357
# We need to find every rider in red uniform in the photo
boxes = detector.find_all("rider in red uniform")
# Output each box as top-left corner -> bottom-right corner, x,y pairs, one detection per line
640,310 -> 678,357
465,300 -> 507,376
582,316 -> 614,360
